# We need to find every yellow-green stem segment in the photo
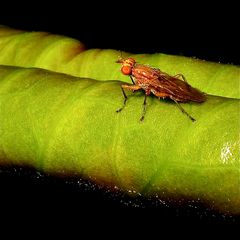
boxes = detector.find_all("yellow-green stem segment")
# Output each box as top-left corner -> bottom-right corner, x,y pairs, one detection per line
0,66 -> 239,214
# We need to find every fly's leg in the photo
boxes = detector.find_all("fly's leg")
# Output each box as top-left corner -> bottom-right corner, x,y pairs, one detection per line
130,75 -> 135,84
116,86 -> 128,113
140,89 -> 151,121
174,74 -> 191,90
116,84 -> 141,113
174,74 -> 187,82
140,94 -> 148,121
173,100 -> 196,122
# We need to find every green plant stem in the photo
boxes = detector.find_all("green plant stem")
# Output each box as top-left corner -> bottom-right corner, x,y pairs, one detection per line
0,65 -> 239,214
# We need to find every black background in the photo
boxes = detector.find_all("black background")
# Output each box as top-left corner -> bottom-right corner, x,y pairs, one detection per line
0,2 -> 239,65
0,1 -> 239,225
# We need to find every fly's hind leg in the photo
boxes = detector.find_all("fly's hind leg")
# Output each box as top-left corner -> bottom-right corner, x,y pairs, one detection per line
173,74 -> 187,82
116,84 -> 141,113
173,100 -> 196,122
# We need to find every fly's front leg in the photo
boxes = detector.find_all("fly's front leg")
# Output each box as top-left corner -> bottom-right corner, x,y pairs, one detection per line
116,86 -> 128,113
130,75 -> 135,84
116,84 -> 141,113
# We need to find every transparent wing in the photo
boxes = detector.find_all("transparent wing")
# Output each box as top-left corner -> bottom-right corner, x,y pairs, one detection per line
152,73 -> 206,102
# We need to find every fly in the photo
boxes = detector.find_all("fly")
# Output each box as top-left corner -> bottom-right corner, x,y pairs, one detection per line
116,57 -> 206,122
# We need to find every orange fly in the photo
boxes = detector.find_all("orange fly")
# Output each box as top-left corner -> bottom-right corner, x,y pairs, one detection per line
116,57 -> 206,122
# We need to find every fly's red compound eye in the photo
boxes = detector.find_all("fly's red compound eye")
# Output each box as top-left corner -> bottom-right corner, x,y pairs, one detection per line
121,66 -> 132,75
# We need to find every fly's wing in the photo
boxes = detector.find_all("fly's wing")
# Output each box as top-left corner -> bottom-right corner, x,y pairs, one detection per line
152,73 -> 206,103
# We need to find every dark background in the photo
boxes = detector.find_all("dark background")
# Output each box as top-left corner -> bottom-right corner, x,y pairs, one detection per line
0,1 -> 239,225
0,2 -> 239,64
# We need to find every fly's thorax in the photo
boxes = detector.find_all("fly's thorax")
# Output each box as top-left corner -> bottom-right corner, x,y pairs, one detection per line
138,83 -> 150,91
131,76 -> 150,90
132,64 -> 160,81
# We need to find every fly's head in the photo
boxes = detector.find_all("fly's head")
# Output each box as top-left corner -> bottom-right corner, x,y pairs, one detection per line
116,57 -> 136,75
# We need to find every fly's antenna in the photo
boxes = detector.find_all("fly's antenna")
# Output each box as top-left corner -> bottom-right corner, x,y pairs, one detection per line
119,50 -> 124,61
116,50 -> 124,63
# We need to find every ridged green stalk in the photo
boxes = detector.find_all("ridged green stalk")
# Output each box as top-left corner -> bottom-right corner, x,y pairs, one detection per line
0,66 -> 239,214
0,26 -> 239,99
